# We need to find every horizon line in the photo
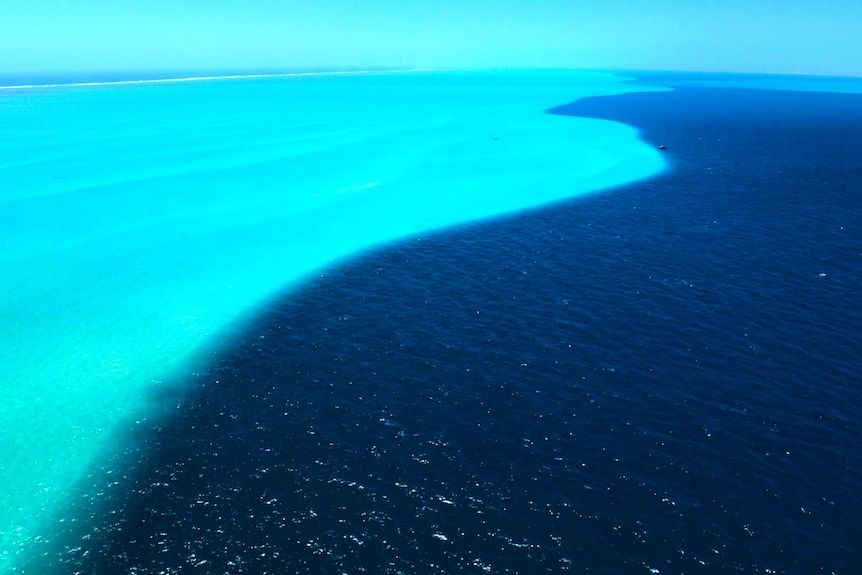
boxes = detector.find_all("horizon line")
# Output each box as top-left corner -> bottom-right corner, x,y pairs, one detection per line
2,67 -> 860,91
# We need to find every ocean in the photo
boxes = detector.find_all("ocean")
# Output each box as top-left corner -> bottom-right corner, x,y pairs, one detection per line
2,70 -> 861,573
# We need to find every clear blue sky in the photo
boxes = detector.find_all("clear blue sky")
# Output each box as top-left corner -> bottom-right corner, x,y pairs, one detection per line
1,0 -> 860,76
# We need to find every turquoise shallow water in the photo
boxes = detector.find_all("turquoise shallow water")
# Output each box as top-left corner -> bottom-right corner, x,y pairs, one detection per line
0,70 -> 665,569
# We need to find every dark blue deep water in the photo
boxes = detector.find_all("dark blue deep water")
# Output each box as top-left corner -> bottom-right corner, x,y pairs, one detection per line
32,80 -> 862,574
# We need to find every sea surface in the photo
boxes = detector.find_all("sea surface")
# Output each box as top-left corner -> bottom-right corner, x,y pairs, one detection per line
2,70 -> 861,574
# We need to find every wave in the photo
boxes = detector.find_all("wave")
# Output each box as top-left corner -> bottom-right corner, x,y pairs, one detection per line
0,68 -> 434,90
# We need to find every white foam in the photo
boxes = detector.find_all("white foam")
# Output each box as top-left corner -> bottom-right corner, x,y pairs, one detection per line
0,68 -> 432,90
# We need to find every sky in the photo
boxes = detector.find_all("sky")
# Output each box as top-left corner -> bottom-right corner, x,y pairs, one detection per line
0,0 -> 860,77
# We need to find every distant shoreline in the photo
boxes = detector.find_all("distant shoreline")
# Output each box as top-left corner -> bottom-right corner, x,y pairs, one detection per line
0,68 -> 433,90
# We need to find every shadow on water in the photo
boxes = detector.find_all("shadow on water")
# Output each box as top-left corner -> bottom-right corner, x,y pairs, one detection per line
23,84 -> 862,574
